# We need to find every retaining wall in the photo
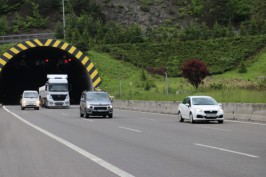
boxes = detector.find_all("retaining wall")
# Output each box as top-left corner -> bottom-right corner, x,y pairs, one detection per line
113,100 -> 266,122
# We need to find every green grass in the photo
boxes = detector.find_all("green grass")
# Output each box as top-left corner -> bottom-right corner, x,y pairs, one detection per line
215,48 -> 266,80
88,50 -> 266,103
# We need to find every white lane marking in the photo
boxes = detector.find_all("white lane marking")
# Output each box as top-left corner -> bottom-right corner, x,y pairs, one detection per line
226,120 -> 266,126
4,106 -> 135,177
62,113 -> 69,116
194,143 -> 259,158
119,126 -> 142,133
195,126 -> 231,132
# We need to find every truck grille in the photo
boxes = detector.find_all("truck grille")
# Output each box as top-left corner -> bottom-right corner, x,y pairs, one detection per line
51,94 -> 67,101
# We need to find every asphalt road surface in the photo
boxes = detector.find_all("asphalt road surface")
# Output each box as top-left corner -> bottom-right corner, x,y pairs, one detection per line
0,106 -> 266,177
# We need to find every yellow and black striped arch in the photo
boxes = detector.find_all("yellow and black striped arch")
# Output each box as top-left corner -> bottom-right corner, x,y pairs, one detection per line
0,39 -> 101,88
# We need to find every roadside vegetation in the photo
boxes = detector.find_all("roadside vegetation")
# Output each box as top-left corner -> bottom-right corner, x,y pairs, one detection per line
89,50 -> 266,103
1,0 -> 265,103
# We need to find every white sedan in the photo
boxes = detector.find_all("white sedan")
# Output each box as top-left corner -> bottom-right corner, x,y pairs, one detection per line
178,96 -> 224,123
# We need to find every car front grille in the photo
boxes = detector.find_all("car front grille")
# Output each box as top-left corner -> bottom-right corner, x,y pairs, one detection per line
204,110 -> 218,114
94,107 -> 108,110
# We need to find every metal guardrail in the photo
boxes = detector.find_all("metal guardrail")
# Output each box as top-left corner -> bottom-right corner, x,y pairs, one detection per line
0,33 -> 55,44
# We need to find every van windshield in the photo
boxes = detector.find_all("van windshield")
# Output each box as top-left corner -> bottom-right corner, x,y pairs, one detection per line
24,92 -> 38,98
86,92 -> 109,101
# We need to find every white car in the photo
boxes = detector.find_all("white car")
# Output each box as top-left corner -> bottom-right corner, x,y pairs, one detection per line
20,90 -> 40,110
178,96 -> 224,123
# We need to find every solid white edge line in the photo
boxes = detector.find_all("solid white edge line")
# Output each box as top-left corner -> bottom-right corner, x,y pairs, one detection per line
118,109 -> 266,125
194,143 -> 259,158
195,125 -> 231,132
119,126 -> 142,133
225,120 -> 266,126
3,106 -> 135,177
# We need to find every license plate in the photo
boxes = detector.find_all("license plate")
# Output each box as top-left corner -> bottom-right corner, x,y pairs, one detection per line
206,114 -> 217,117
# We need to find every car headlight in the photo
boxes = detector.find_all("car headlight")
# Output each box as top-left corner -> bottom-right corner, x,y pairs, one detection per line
218,108 -> 223,113
22,100 -> 26,105
87,104 -> 93,109
36,100 -> 40,106
108,105 -> 113,109
194,108 -> 203,112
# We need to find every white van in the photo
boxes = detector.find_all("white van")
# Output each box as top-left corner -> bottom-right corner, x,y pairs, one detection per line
20,90 -> 40,110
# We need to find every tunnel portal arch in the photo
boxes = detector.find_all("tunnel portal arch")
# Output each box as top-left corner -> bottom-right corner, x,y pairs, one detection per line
0,39 -> 101,104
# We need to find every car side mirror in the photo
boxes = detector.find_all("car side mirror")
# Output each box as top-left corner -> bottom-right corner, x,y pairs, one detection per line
185,103 -> 190,107
218,103 -> 222,107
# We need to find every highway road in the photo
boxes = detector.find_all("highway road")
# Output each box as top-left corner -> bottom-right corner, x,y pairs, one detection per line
0,106 -> 266,177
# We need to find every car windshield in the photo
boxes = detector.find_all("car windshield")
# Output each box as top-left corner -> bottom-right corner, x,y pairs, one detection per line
192,97 -> 218,105
24,92 -> 38,98
49,84 -> 68,92
86,92 -> 110,102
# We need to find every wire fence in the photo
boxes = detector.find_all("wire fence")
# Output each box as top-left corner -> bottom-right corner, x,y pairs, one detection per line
0,33 -> 56,44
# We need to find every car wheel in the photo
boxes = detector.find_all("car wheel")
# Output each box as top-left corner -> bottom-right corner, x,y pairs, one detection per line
108,114 -> 113,118
178,111 -> 184,122
80,108 -> 84,117
218,120 -> 224,124
21,107 -> 24,110
189,113 -> 195,124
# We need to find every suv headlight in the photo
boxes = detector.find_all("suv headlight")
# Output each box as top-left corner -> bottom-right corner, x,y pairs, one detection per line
87,104 -> 93,109
218,108 -> 223,113
108,105 -> 113,109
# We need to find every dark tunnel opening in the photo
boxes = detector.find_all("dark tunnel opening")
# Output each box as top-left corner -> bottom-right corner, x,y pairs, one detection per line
0,47 -> 92,105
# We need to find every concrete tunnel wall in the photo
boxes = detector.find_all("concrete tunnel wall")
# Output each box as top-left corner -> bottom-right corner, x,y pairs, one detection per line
0,39 -> 101,105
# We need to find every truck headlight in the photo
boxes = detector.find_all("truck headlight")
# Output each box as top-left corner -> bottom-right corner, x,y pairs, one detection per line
36,100 -> 40,106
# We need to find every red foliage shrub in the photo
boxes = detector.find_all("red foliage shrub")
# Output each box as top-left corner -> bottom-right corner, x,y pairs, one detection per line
181,59 -> 209,89
146,66 -> 167,76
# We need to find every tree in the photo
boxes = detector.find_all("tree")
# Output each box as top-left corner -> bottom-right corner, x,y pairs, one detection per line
0,16 -> 8,35
181,59 -> 209,89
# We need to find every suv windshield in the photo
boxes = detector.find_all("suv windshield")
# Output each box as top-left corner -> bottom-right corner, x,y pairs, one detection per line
86,92 -> 110,101
49,84 -> 68,92
24,92 -> 38,98
192,97 -> 218,105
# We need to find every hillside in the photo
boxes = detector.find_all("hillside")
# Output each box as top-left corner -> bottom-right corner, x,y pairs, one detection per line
1,0 -> 266,35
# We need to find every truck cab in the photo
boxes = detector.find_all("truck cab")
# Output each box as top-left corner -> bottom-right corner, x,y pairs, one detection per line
39,75 -> 70,108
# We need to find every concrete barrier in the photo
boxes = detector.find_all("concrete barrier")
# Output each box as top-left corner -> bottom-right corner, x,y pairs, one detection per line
113,100 -> 266,122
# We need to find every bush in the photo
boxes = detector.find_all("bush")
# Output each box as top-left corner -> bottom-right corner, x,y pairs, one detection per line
239,61 -> 247,73
181,59 -> 209,89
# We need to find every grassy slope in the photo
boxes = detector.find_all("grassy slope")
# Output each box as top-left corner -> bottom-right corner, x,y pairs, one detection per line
89,50 -> 266,103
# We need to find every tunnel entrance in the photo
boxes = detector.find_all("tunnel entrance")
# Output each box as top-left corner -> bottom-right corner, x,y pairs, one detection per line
0,39 -> 101,105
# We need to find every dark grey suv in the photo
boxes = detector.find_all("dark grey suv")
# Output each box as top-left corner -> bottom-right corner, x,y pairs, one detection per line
80,91 -> 113,118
